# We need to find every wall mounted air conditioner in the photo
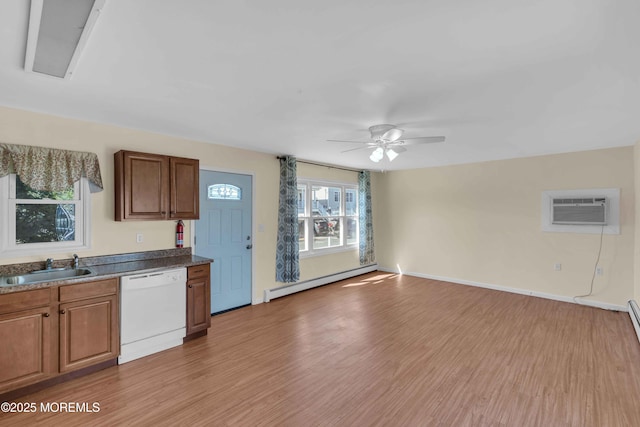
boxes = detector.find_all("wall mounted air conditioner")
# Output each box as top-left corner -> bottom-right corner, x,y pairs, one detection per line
552,197 -> 607,225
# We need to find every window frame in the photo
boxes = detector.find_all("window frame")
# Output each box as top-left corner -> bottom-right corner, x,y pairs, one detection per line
0,174 -> 92,257
297,178 -> 358,257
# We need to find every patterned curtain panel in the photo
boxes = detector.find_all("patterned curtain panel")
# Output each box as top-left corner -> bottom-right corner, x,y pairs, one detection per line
358,170 -> 375,265
0,143 -> 103,193
275,156 -> 300,282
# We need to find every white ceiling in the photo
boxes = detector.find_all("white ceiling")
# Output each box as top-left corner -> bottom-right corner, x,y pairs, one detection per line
1,0 -> 640,171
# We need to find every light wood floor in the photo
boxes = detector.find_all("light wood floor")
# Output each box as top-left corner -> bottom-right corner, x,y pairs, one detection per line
3,272 -> 640,426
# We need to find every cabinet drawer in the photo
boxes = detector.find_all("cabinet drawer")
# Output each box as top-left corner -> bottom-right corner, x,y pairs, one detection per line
0,288 -> 51,315
188,264 -> 210,280
59,278 -> 118,302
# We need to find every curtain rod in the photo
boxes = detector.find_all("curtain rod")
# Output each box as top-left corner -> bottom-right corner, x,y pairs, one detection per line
276,156 -> 363,173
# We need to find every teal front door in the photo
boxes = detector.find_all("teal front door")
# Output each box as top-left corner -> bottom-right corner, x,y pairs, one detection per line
195,170 -> 253,313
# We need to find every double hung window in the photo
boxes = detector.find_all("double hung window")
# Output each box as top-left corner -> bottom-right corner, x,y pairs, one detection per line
297,180 -> 358,255
0,174 -> 90,256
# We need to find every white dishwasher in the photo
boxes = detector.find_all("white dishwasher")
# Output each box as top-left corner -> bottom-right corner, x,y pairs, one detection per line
119,267 -> 187,364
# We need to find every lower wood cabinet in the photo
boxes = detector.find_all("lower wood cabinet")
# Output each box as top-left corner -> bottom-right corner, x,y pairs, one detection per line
186,264 -> 211,337
58,278 -> 119,373
0,301 -> 52,393
0,278 -> 119,395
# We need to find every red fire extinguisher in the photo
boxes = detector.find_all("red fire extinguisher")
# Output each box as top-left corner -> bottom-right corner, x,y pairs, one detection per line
176,220 -> 184,248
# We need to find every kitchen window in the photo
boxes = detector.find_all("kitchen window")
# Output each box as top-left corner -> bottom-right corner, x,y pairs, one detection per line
297,180 -> 358,255
0,174 -> 91,257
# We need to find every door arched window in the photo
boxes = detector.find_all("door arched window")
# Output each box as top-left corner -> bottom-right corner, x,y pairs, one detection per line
207,184 -> 242,200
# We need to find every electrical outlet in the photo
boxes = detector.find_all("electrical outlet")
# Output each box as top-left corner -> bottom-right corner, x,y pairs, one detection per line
596,266 -> 604,276
554,263 -> 562,271
136,233 -> 143,243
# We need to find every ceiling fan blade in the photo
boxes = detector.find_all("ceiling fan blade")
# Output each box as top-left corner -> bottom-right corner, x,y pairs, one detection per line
341,146 -> 374,153
381,127 -> 404,142
400,136 -> 446,144
327,139 -> 371,144
392,146 -> 407,153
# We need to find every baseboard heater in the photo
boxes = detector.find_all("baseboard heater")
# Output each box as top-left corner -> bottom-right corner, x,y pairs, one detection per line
264,264 -> 378,302
629,300 -> 640,346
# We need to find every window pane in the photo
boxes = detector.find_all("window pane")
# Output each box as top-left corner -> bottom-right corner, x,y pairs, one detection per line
15,175 -> 74,200
346,218 -> 358,245
313,217 -> 341,249
16,204 -> 76,243
208,184 -> 241,200
312,186 -> 341,216
345,188 -> 357,215
297,186 -> 306,217
298,219 -> 306,251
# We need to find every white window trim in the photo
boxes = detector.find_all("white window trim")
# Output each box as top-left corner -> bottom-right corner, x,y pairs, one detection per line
0,175 -> 92,258
298,178 -> 358,258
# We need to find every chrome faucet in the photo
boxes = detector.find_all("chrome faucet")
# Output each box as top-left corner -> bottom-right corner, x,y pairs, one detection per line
73,254 -> 79,269
46,258 -> 53,270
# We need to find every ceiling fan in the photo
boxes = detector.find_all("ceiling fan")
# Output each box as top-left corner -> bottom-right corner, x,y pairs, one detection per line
328,124 -> 445,162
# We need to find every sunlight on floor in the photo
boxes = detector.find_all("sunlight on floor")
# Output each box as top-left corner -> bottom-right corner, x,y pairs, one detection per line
342,273 -> 397,287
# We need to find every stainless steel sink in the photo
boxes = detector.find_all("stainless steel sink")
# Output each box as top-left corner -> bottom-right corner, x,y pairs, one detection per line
0,268 -> 94,287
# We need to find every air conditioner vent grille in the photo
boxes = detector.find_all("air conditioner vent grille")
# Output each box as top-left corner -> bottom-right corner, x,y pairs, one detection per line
553,198 -> 605,205
551,196 -> 607,225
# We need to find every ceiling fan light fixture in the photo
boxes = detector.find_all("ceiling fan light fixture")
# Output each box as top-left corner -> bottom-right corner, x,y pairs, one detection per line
385,148 -> 399,162
370,147 -> 384,162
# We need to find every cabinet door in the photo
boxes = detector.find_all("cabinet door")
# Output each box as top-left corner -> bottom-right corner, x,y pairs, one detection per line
187,277 -> 211,335
59,295 -> 119,373
170,156 -> 199,219
186,265 -> 211,335
0,307 -> 52,393
115,151 -> 169,220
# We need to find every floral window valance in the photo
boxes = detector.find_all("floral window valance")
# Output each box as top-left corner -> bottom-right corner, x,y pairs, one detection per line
0,143 -> 103,193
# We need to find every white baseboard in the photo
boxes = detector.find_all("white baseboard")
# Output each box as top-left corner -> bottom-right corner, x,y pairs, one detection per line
264,264 -> 378,302
377,267 -> 627,312
629,300 -> 640,345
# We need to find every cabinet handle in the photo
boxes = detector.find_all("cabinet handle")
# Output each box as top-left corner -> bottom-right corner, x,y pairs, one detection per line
188,284 -> 193,288
60,309 -> 66,314
43,313 -> 50,318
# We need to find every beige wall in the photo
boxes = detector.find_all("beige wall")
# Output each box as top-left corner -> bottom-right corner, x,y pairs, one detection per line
2,106 -> 636,307
0,107 -> 360,303
373,147 -> 635,307
635,142 -> 640,302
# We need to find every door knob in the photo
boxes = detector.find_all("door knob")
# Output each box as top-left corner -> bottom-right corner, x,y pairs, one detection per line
246,244 -> 253,249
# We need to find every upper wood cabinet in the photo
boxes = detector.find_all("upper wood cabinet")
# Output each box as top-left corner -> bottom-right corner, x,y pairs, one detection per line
115,150 -> 199,221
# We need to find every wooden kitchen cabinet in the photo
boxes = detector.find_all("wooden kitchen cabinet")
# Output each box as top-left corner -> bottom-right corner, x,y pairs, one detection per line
58,278 -> 119,373
186,264 -> 211,337
115,150 -> 199,221
170,156 -> 199,220
0,289 -> 53,394
0,279 -> 119,396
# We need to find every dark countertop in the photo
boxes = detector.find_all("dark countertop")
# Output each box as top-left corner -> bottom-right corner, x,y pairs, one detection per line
0,249 -> 213,295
